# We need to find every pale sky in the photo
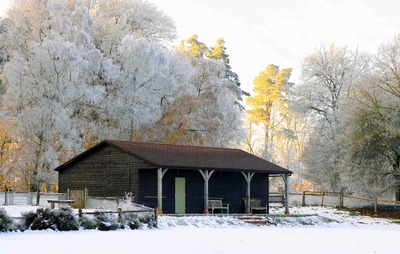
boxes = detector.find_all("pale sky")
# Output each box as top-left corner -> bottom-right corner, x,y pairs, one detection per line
149,0 -> 399,93
1,0 -> 399,94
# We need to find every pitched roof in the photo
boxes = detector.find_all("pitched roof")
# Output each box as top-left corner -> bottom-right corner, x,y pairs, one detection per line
54,140 -> 292,174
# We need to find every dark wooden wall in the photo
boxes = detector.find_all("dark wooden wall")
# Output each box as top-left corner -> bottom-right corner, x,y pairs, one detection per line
58,144 -> 154,197
138,168 -> 269,214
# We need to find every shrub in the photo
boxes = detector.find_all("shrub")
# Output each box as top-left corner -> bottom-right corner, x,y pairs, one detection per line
93,210 -> 120,231
52,207 -> 79,231
79,215 -> 97,230
26,207 -> 79,231
0,208 -> 14,232
118,192 -> 156,229
20,211 -> 38,231
127,220 -> 141,230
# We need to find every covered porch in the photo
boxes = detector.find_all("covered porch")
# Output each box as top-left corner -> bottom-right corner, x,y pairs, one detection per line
154,167 -> 291,215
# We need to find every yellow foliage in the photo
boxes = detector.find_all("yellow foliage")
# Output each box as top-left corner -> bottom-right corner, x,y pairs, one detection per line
246,64 -> 292,125
245,64 -> 292,156
207,37 -> 225,59
175,34 -> 207,58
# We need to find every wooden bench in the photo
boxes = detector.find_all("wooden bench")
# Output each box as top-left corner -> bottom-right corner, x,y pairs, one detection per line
250,198 -> 268,214
47,199 -> 75,209
269,194 -> 285,206
208,199 -> 230,214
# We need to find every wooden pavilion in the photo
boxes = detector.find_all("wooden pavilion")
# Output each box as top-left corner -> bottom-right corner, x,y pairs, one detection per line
54,140 -> 292,214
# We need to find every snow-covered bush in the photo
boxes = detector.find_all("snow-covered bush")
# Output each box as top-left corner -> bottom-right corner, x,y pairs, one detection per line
52,207 -> 80,231
0,208 -> 14,232
79,215 -> 98,230
118,192 -> 156,229
24,207 -> 79,231
19,211 -> 37,231
93,210 -> 120,231
118,192 -> 138,211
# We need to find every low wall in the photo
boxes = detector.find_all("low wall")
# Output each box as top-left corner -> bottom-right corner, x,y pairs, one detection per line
86,196 -> 119,210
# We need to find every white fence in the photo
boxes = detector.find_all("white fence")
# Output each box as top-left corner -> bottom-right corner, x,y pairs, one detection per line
289,191 -> 400,212
0,191 -> 130,210
0,191 -> 67,207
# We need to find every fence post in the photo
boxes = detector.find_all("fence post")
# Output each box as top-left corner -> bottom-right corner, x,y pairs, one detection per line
301,191 -> 306,206
374,197 -> 378,213
321,192 -> 325,206
78,209 -> 83,220
338,193 -> 342,208
118,208 -> 122,223
9,190 -> 14,205
4,188 -> 8,205
36,190 -> 40,206
154,209 -> 158,228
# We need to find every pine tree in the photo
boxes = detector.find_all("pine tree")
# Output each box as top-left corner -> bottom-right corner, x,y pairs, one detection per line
246,64 -> 292,159
208,37 -> 249,108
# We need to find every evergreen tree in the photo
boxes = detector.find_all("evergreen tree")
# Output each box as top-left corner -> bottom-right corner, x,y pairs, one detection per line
208,37 -> 249,108
246,64 -> 292,159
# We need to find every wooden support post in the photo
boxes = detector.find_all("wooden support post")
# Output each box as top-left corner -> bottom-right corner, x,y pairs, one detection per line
241,172 -> 254,214
302,191 -> 306,206
157,168 -> 168,214
374,197 -> 378,213
199,170 -> 215,214
282,174 -> 290,214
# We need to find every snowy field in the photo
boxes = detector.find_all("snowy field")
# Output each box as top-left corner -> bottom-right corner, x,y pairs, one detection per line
1,206 -> 400,254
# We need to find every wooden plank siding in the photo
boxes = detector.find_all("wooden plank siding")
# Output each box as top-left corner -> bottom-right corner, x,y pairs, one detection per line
59,145 -> 155,197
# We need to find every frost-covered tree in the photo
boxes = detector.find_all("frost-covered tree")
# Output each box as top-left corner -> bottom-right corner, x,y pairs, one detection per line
296,44 -> 371,192
135,36 -> 244,147
0,1 -> 246,190
94,35 -> 184,141
295,44 -> 370,127
0,0 -> 181,190
79,0 -> 181,143
338,82 -> 399,197
0,0 -> 111,190
89,0 -> 177,59
337,36 -> 400,198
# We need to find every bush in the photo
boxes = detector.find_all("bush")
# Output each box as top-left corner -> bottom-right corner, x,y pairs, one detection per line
0,208 -> 14,232
127,220 -> 141,230
79,215 -> 97,230
93,210 -> 120,231
25,207 -> 79,231
20,211 -> 38,231
118,192 -> 156,229
52,207 -> 79,231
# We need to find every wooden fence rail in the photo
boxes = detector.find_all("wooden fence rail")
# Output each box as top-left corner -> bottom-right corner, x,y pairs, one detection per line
298,191 -> 400,213
78,208 -> 158,227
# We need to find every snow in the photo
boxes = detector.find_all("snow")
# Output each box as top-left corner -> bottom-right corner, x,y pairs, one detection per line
1,205 -> 400,254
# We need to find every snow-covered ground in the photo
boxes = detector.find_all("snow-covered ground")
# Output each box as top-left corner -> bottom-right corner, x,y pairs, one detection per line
1,205 -> 400,254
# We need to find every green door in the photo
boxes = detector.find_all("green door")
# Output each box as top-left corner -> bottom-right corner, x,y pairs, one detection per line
175,177 -> 186,214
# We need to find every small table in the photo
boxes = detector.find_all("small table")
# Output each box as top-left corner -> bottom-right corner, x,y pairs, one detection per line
47,199 -> 75,209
